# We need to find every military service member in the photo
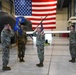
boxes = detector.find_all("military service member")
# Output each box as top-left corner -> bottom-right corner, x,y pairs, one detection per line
17,24 -> 27,62
69,25 -> 76,63
1,24 -> 14,71
33,27 -> 45,67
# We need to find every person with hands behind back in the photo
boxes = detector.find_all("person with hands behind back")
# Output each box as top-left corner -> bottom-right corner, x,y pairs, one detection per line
69,25 -> 76,63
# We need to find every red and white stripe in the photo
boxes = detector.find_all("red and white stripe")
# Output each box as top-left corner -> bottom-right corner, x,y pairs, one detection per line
25,0 -> 57,30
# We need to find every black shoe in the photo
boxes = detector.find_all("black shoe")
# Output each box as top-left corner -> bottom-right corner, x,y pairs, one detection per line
69,59 -> 75,63
69,58 -> 75,63
19,58 -> 25,62
2,66 -> 11,71
36,63 -> 43,67
19,59 -> 22,62
21,59 -> 25,62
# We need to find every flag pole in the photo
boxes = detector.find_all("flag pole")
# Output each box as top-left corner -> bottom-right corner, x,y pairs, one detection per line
34,13 -> 50,30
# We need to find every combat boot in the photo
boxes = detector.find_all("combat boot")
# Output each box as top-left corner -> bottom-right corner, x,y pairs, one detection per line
21,57 -> 25,62
2,66 -> 11,71
69,57 -> 75,63
36,62 -> 43,67
19,58 -> 22,62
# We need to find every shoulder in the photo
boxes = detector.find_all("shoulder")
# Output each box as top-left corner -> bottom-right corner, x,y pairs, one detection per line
1,29 -> 6,37
1,29 -> 5,34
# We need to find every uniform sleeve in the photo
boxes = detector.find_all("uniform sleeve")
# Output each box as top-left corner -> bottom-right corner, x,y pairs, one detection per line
10,29 -> 14,37
41,34 -> 45,43
1,30 -> 9,47
24,32 -> 27,40
25,32 -> 27,44
75,32 -> 76,44
1,30 -> 4,44
43,34 -> 45,42
15,32 -> 18,41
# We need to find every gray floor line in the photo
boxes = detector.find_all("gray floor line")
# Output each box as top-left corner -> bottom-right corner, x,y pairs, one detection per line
47,44 -> 54,75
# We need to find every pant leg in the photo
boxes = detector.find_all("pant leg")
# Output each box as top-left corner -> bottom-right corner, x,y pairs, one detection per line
18,44 -> 22,58
21,44 -> 25,58
70,44 -> 76,58
37,46 -> 44,63
2,47 -> 10,67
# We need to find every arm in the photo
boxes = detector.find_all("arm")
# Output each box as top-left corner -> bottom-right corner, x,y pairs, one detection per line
41,31 -> 45,40
24,32 -> 27,44
1,30 -> 10,47
9,25 -> 14,37
75,32 -> 76,44
40,31 -> 45,43
15,32 -> 18,45
33,27 -> 37,37
10,29 -> 14,37
41,33 -> 45,42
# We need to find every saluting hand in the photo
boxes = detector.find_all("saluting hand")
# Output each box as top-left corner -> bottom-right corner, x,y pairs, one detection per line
9,25 -> 12,30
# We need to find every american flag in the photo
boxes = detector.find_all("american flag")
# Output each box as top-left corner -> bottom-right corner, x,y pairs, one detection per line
14,0 -> 57,30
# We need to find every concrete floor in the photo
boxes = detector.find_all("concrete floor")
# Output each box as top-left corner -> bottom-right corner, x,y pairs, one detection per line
0,37 -> 76,75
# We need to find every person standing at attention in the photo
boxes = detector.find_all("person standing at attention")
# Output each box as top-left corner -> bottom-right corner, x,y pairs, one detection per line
33,27 -> 45,67
17,23 -> 27,62
69,25 -> 76,63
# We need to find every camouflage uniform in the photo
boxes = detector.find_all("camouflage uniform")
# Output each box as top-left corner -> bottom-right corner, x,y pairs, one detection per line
17,30 -> 27,60
33,31 -> 45,63
1,29 -> 14,67
69,31 -> 76,58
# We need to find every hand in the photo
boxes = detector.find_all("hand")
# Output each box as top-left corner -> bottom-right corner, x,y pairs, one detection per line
9,25 -> 12,30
